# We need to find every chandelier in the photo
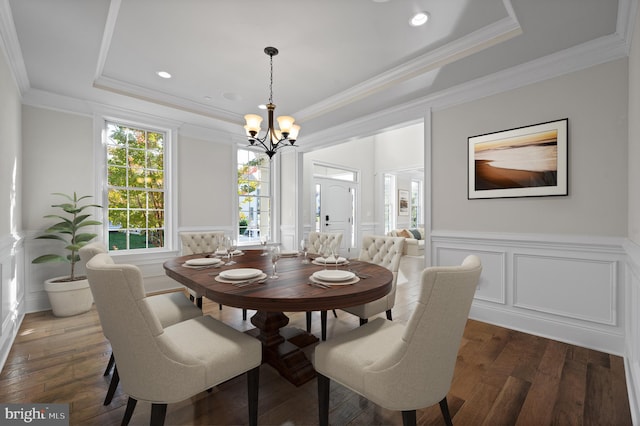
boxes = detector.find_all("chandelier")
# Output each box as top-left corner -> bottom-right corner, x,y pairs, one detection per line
243,47 -> 300,159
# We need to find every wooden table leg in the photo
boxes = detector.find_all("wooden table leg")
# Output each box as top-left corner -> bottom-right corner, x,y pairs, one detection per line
248,311 -> 318,386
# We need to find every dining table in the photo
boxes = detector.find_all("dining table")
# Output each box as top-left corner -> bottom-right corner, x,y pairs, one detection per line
163,249 -> 393,386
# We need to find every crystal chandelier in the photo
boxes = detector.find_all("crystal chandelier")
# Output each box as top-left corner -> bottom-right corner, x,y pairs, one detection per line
243,47 -> 300,159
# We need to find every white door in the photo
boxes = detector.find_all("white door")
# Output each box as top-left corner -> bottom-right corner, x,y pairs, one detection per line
314,177 -> 356,255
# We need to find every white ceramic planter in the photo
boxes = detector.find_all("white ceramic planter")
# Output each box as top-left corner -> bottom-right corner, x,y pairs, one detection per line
44,276 -> 94,317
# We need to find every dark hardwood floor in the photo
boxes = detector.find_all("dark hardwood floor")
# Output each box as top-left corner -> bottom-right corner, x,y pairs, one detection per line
0,256 -> 632,425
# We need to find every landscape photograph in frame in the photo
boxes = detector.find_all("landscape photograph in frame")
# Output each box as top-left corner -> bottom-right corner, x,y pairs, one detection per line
468,119 -> 568,199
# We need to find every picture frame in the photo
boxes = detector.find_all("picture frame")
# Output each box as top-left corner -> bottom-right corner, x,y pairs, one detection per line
398,189 -> 409,216
468,118 -> 568,199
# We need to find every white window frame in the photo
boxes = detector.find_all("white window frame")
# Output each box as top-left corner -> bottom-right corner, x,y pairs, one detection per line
94,111 -> 178,254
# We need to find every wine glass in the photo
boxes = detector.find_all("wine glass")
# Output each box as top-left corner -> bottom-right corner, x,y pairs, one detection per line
321,243 -> 333,270
300,239 -> 309,264
270,246 -> 281,278
260,235 -> 269,256
226,238 -> 237,265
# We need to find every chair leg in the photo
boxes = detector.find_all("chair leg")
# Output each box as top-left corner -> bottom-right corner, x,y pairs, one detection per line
196,296 -> 203,310
439,397 -> 453,426
332,309 -> 338,318
218,303 -> 223,310
247,366 -> 260,426
401,410 -> 416,426
121,397 -> 137,426
189,294 -> 195,302
243,308 -> 248,321
317,373 -> 330,426
104,352 -> 115,376
104,365 -> 119,405
306,312 -> 312,332
150,403 -> 167,426
321,310 -> 328,341
386,309 -> 393,321
359,318 -> 368,326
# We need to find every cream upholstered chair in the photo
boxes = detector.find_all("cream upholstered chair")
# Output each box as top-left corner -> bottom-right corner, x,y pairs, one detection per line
79,242 -> 202,405
314,235 -> 404,341
179,231 -> 225,309
86,253 -> 262,426
305,232 -> 343,337
314,255 -> 482,426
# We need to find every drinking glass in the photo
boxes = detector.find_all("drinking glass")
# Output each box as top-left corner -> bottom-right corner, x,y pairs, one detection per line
227,238 -> 237,265
300,239 -> 309,264
321,243 -> 333,270
270,246 -> 281,278
260,235 -> 269,256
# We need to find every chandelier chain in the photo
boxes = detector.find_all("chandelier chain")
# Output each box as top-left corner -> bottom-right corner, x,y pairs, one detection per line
269,53 -> 274,105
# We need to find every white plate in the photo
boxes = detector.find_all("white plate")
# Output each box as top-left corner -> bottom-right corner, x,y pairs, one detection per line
313,256 -> 347,264
309,275 -> 360,286
281,250 -> 299,257
219,268 -> 263,280
215,249 -> 243,255
313,270 -> 355,282
185,258 -> 222,266
216,272 -> 267,284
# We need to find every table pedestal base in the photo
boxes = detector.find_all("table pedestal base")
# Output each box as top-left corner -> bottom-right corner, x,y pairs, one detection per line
248,311 -> 318,386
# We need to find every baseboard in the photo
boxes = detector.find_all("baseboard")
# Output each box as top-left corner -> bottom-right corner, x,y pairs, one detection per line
0,302 -> 24,374
625,357 -> 640,425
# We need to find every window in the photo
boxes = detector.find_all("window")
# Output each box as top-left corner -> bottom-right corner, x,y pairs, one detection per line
384,173 -> 396,233
105,121 -> 166,251
237,148 -> 271,244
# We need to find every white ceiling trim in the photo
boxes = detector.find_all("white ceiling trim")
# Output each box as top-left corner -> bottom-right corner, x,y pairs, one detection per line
93,0 -> 121,83
294,10 -> 522,122
0,0 -> 29,94
301,31 -> 629,149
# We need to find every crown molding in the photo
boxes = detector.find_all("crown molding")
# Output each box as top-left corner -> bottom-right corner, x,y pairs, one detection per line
295,10 -> 522,122
0,0 -> 29,94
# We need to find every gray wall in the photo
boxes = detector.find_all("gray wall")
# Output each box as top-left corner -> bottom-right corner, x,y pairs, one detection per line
432,58 -> 628,236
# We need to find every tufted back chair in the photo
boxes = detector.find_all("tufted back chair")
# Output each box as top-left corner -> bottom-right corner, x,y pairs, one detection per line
314,256 -> 482,426
308,232 -> 343,255
341,235 -> 405,322
86,253 -> 262,425
180,232 -> 225,255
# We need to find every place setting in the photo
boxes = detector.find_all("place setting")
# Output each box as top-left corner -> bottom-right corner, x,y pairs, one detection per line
181,257 -> 224,269
308,269 -> 359,289
214,268 -> 268,287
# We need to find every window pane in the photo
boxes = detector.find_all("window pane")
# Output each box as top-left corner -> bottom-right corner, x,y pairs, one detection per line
238,149 -> 270,243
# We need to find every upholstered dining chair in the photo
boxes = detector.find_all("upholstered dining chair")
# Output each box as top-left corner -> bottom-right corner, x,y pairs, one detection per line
314,255 -> 482,426
314,235 -> 404,341
86,253 -> 262,426
305,231 -> 344,337
79,242 -> 202,406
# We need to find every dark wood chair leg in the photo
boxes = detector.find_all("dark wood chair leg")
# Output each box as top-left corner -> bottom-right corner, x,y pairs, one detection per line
359,318 -> 368,326
317,373 -> 330,426
196,296 -> 203,310
386,309 -> 393,321
104,352 -> 115,376
402,410 -> 417,426
150,403 -> 167,426
104,365 -> 119,405
321,310 -> 328,341
121,397 -> 137,426
189,294 -> 195,302
247,366 -> 260,426
332,309 -> 338,318
306,312 -> 312,332
218,303 -> 223,310
243,308 -> 248,321
439,397 -> 453,426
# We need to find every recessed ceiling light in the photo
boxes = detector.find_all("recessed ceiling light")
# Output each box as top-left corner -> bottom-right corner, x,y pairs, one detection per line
156,71 -> 172,79
410,12 -> 429,27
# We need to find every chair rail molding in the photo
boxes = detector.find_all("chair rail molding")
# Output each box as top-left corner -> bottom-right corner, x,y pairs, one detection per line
431,230 -> 626,356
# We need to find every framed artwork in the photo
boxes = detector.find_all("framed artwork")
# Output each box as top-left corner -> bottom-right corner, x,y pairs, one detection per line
398,189 -> 409,215
468,118 -> 568,199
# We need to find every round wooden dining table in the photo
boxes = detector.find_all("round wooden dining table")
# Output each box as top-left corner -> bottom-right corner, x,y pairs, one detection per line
163,249 -> 393,386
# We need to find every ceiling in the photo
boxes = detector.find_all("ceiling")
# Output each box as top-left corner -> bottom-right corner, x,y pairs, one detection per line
3,0 -> 629,148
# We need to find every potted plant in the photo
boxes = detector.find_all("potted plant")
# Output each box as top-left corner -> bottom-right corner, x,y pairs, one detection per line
32,192 -> 102,317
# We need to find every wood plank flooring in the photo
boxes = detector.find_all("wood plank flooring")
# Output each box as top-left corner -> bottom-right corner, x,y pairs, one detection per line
0,256 -> 632,425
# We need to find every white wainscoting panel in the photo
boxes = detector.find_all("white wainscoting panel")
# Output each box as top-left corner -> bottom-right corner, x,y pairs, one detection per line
624,239 -> 640,425
514,254 -> 616,325
0,234 -> 24,373
431,231 -> 626,356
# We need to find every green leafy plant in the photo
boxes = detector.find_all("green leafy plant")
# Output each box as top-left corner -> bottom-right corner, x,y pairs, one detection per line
32,192 -> 102,282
